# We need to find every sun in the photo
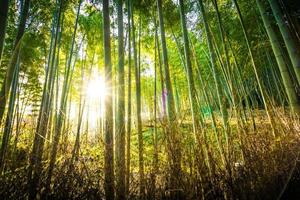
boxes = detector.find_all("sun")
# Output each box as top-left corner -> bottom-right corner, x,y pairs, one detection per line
85,72 -> 107,126
86,75 -> 107,102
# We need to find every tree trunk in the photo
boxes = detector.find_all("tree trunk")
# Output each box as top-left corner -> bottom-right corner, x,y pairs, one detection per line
131,5 -> 145,196
197,0 -> 227,171
268,0 -> 300,85
0,0 -> 9,63
154,18 -> 165,117
116,0 -> 126,199
27,0 -> 62,198
70,58 -> 86,164
45,1 -> 81,193
197,0 -> 229,134
0,0 -> 30,125
0,57 -> 20,173
257,0 -> 300,114
125,0 -> 132,197
232,0 -> 275,135
157,0 -> 182,198
103,0 -> 115,199
178,0 -> 201,135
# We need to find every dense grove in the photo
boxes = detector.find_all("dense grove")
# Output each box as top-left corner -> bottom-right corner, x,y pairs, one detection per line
0,0 -> 300,199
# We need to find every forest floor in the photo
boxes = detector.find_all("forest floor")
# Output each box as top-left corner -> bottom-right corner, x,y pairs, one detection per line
0,111 -> 300,200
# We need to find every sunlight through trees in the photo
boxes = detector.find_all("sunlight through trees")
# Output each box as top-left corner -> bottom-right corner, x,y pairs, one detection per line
0,0 -> 300,199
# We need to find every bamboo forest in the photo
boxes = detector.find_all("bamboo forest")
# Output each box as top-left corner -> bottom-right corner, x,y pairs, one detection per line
1,0 -> 300,199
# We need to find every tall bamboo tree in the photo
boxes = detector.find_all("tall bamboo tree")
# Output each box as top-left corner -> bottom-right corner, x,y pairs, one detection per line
197,0 -> 228,167
157,0 -> 182,197
45,0 -> 82,192
0,0 -> 9,63
197,0 -> 229,132
178,0 -> 201,136
268,0 -> 300,85
70,51 -> 86,164
116,0 -> 126,199
154,18 -> 165,117
0,57 -> 20,173
27,0 -> 62,198
232,0 -> 275,134
103,0 -> 115,199
0,0 -> 30,124
257,0 -> 300,114
125,0 -> 132,197
131,4 -> 145,196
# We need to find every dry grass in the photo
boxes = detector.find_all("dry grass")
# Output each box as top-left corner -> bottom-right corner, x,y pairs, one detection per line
0,110 -> 299,199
